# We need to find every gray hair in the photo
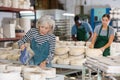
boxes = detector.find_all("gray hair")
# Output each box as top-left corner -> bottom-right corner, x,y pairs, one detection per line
36,15 -> 55,34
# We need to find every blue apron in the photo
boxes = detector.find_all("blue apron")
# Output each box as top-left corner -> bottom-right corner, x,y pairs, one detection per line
30,38 -> 50,66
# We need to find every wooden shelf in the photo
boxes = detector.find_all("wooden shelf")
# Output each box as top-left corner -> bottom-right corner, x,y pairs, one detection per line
0,7 -> 35,42
0,7 -> 34,12
0,38 -> 21,42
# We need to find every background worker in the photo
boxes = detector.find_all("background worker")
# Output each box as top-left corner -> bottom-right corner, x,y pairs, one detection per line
89,14 -> 115,56
71,15 -> 93,41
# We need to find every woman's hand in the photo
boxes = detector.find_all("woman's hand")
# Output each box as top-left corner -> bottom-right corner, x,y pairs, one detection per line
89,44 -> 94,48
99,47 -> 105,52
39,61 -> 46,69
20,44 -> 26,51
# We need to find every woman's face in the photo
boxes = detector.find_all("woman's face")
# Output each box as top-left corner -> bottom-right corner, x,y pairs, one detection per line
39,23 -> 51,35
102,17 -> 110,26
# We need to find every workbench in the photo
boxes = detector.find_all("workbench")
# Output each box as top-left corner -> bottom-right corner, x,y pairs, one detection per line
0,60 -> 65,80
47,74 -> 65,80
82,56 -> 120,80
51,63 -> 84,78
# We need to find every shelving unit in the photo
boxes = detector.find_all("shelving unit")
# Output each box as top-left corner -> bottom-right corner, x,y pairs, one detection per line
111,19 -> 120,32
54,19 -> 71,41
0,7 -> 34,12
0,7 -> 34,42
111,19 -> 120,42
0,37 -> 21,42
110,8 -> 120,42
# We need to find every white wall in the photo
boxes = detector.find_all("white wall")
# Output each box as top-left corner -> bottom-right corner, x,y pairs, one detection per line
58,0 -> 120,36
59,0 -> 120,15
87,0 -> 120,8
0,12 -> 16,27
84,0 -> 120,14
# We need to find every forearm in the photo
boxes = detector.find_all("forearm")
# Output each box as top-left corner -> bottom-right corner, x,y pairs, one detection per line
91,34 -> 96,45
46,53 -> 54,63
86,32 -> 92,41
100,42 -> 112,52
91,38 -> 95,45
46,35 -> 55,63
17,29 -> 33,47
102,42 -> 111,49
72,35 -> 77,41
102,35 -> 114,49
17,35 -> 29,47
39,60 -> 47,68
47,43 -> 55,63
89,33 -> 97,48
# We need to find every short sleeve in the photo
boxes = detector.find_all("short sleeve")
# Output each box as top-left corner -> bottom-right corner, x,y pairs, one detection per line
71,25 -> 77,35
94,25 -> 101,35
82,22 -> 93,33
109,26 -> 115,36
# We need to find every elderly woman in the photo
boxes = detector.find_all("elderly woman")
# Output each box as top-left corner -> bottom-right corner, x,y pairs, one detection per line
18,15 -> 56,68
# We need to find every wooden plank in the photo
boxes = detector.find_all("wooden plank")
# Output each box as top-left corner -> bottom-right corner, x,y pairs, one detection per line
0,7 -> 34,12
0,38 -> 21,42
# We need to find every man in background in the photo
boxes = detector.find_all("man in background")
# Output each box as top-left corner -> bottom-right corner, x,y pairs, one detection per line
71,15 -> 93,41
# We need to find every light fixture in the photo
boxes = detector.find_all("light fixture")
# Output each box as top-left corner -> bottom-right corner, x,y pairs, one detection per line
62,13 -> 75,17
20,11 -> 35,16
20,11 -> 34,14
84,0 -> 87,5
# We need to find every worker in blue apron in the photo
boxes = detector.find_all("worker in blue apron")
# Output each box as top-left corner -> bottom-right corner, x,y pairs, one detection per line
30,38 -> 50,66
18,15 -> 56,68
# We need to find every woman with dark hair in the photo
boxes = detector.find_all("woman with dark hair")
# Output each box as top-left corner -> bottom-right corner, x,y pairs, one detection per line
89,14 -> 115,57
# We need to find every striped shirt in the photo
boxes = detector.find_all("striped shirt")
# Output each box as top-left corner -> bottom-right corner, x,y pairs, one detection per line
17,28 -> 56,63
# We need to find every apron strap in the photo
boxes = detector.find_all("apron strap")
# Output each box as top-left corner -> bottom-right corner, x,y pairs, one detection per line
107,26 -> 109,38
98,26 -> 102,36
98,25 -> 109,38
